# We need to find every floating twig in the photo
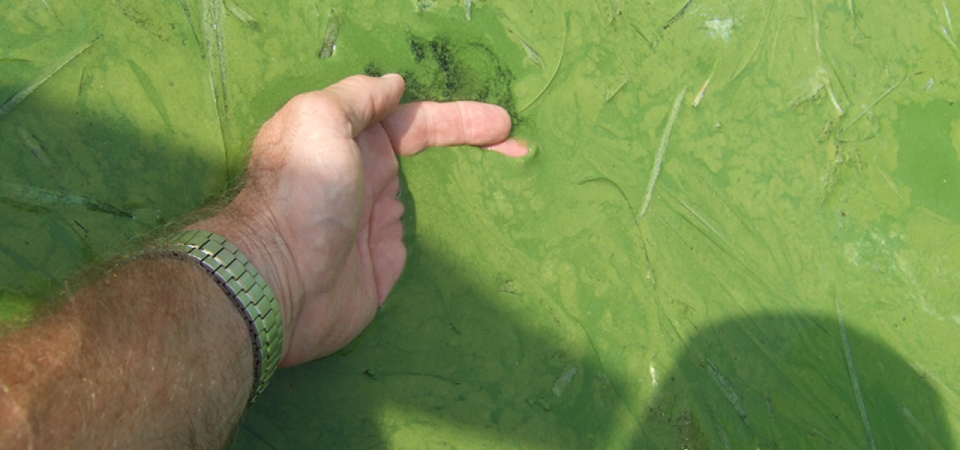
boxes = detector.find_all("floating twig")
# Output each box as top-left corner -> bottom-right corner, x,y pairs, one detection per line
663,0 -> 692,30
608,0 -> 620,25
0,39 -> 96,120
940,25 -> 960,54
578,175 -> 635,214
809,0 -> 845,116
202,0 -> 228,114
725,0 -> 775,87
551,365 -> 578,397
694,60 -> 717,107
128,60 -> 173,129
319,8 -> 341,59
519,15 -> 568,112
946,1 -> 954,31
836,299 -> 878,450
0,183 -> 131,218
38,0 -> 59,21
638,86 -> 687,221
225,0 -> 260,30
508,29 -> 542,69
692,75 -> 711,107
605,78 -> 628,102
201,0 -> 230,166
17,127 -> 58,171
606,52 -> 633,102
708,359 -> 748,420
838,72 -> 906,137
176,0 -> 202,48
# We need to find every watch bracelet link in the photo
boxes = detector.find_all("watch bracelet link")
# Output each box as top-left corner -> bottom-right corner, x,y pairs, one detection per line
152,230 -> 283,404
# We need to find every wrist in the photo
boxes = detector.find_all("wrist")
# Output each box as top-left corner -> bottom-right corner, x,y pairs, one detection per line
186,198 -> 302,364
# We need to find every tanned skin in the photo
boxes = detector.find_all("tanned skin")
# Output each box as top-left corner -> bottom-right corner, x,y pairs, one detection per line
0,260 -> 252,448
0,74 -> 526,449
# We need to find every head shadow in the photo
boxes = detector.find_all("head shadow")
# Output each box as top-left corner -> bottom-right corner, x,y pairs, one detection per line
634,312 -> 953,449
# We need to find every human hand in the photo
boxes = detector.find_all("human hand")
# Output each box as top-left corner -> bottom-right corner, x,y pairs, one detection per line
194,74 -> 526,366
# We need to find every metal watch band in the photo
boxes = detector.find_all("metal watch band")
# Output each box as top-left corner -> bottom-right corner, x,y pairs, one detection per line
158,230 -> 283,404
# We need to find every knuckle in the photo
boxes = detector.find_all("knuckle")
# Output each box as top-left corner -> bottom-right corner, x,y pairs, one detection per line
339,74 -> 375,90
281,91 -> 353,133
286,91 -> 337,116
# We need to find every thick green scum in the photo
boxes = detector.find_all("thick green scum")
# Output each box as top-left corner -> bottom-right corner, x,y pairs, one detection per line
2,0 -> 959,448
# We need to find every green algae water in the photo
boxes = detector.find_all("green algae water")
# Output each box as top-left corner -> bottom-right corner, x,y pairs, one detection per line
3,0 -> 960,448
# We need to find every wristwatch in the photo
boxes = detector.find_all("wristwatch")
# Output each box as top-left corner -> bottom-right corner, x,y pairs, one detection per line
156,230 -> 283,404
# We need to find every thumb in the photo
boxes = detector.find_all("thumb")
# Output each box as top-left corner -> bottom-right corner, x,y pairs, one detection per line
322,74 -> 406,137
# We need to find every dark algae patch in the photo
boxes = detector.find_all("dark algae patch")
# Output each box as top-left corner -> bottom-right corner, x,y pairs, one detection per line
364,33 -> 517,117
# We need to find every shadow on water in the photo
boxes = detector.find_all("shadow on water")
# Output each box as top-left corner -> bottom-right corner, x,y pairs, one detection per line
235,238 -> 635,449
0,96 -> 951,450
0,94 -> 222,315
234,219 -> 954,449
1,77 -> 952,450
634,313 -> 954,449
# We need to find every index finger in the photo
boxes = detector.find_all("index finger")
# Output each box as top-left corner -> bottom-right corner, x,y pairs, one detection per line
381,101 -> 527,157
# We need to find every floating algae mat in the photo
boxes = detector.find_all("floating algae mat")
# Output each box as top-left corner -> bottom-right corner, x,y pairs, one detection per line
2,0 -> 960,447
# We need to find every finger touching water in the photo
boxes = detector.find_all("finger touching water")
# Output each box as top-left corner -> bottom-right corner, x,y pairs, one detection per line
383,101 -> 527,156
483,138 -> 528,157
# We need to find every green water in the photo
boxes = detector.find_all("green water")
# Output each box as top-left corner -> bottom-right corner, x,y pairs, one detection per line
3,0 -> 960,448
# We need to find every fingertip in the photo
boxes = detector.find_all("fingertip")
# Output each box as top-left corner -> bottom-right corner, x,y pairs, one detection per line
469,102 -> 514,147
380,73 -> 405,90
381,72 -> 403,81
486,103 -> 513,133
483,138 -> 529,157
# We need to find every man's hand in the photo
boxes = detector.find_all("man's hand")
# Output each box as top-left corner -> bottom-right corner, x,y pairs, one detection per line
196,74 -> 527,366
0,74 -> 525,449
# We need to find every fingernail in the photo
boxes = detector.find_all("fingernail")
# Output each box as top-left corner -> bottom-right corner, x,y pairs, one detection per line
483,138 -> 529,157
381,73 -> 402,80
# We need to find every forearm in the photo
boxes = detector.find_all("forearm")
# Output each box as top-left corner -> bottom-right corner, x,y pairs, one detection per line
0,258 -> 253,449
